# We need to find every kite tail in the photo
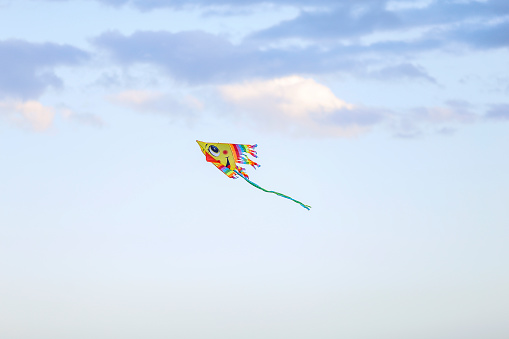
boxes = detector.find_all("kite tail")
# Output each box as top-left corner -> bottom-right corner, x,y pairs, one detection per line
234,170 -> 311,210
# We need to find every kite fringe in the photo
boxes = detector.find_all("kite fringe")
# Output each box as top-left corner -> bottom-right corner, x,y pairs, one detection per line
239,157 -> 260,169
246,144 -> 258,158
234,143 -> 260,169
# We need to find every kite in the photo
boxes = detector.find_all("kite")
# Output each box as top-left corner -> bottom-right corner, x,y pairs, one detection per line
196,140 -> 311,210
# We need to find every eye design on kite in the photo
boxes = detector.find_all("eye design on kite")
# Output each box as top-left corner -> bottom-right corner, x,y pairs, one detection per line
208,145 -> 220,157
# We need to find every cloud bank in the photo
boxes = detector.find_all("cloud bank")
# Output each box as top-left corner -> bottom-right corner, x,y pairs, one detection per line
94,30 -> 442,85
11,0 -> 509,137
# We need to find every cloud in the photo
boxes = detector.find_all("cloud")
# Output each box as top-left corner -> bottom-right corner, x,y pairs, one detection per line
485,104 -> 509,121
95,30 -> 250,83
40,0 -> 352,11
105,77 -> 485,139
0,39 -> 88,99
60,107 -> 104,127
94,30 -> 362,84
368,63 -> 436,83
0,100 -> 105,131
219,75 -> 385,137
37,0 -> 509,20
414,100 -> 477,124
252,2 -> 401,41
109,90 -> 162,107
450,20 -> 509,50
251,0 -> 509,43
391,100 -> 479,138
95,30 -> 433,85
0,100 -> 55,131
107,89 -> 204,117
220,76 -> 353,115
37,0 -> 509,51
92,13 -> 505,86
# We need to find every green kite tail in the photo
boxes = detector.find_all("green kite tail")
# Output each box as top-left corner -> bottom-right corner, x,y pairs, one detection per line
234,170 -> 311,210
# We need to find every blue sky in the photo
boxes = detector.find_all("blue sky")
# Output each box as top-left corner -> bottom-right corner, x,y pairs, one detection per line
1,0 -> 508,338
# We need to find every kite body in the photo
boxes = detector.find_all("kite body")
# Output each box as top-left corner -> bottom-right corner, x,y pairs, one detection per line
196,140 -> 311,210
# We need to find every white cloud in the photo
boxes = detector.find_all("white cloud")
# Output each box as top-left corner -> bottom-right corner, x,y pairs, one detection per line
0,100 -> 55,131
219,75 -> 383,137
221,75 -> 353,117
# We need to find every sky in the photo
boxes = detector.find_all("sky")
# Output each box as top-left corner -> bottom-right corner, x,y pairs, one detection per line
1,0 -> 508,338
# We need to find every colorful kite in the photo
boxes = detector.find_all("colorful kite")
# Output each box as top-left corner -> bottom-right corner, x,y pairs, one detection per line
196,140 -> 311,210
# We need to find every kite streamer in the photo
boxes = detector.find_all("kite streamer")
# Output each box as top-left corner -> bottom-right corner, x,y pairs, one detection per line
196,140 -> 311,210
233,169 -> 311,210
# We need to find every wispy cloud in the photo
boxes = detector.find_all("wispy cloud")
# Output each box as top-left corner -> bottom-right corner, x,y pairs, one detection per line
0,39 -> 88,100
93,7 -> 508,87
94,30 -> 254,83
0,100 -> 104,131
107,89 -> 204,117
60,107 -> 104,127
450,20 -> 509,50
391,100 -> 479,138
251,2 -> 401,41
485,104 -> 509,121
93,30 -> 436,85
43,0 -> 347,11
251,0 -> 509,44
367,63 -> 437,83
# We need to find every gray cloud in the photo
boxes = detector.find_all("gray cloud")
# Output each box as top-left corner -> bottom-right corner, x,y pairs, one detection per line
368,63 -> 437,84
41,0 -> 509,31
92,0 -> 509,86
450,21 -> 509,49
398,0 -> 509,27
37,0 -> 509,42
485,104 -> 509,121
251,0 -> 509,43
251,2 -> 400,41
41,0 -> 364,11
0,39 -> 89,99
46,0 -> 509,88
